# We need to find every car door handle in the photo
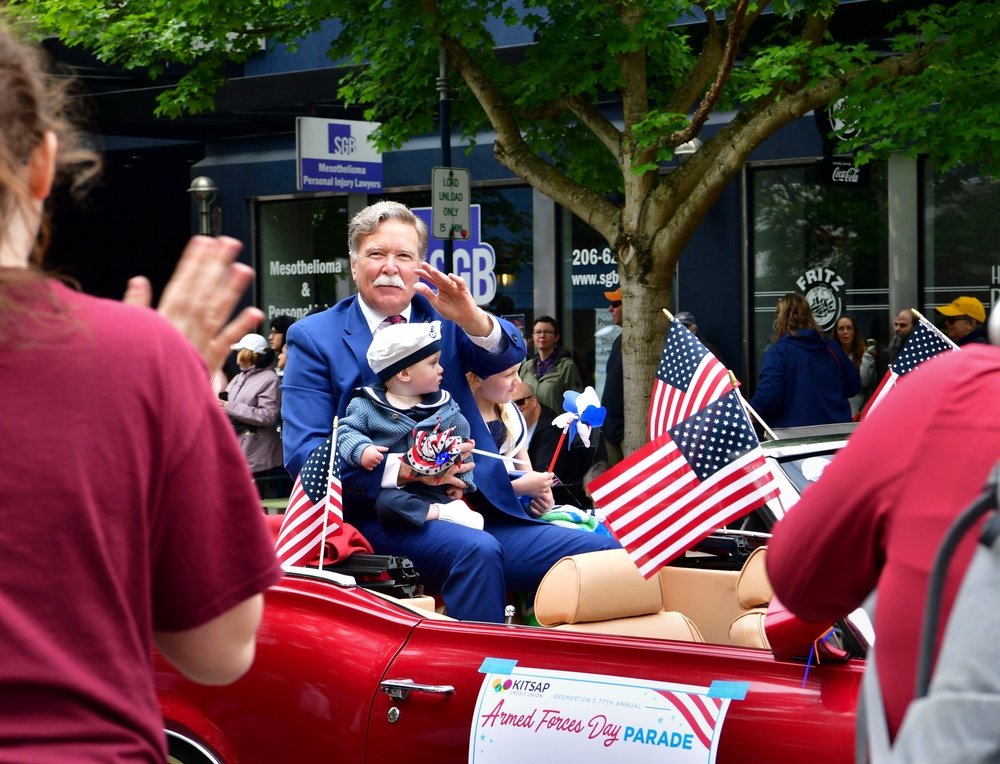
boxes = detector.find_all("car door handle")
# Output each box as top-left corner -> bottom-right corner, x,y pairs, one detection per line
380,679 -> 455,701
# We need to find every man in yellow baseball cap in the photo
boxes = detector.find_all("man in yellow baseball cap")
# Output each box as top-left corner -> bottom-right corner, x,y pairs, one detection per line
936,296 -> 987,345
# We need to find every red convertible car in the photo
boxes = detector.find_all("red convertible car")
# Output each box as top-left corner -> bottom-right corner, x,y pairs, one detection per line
157,425 -> 869,764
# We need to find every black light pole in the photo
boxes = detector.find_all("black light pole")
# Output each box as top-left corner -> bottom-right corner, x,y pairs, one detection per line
437,47 -> 453,274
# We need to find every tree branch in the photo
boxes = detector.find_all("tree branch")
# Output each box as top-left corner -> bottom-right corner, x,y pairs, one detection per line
444,42 -> 620,241
565,94 -> 622,159
668,0 -> 751,147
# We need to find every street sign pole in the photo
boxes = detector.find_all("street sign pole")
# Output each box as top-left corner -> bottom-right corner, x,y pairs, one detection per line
437,48 -> 454,273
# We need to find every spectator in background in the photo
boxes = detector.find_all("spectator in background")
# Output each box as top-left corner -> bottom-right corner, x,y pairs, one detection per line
276,342 -> 287,377
888,308 -> 916,363
675,311 -> 726,368
602,289 -> 625,465
936,296 -> 988,346
750,293 -> 860,428
0,24 -> 280,761
520,315 -> 584,412
268,314 -> 296,352
223,333 -> 284,494
582,459 -> 612,509
834,313 -> 876,418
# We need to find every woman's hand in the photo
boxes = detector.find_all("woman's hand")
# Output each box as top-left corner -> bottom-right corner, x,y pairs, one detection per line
511,470 -> 554,498
528,487 -> 555,517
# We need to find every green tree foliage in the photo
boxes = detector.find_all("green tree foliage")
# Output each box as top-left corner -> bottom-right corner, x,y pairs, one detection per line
6,0 -> 997,450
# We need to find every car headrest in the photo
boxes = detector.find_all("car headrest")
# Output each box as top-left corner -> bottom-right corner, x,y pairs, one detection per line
534,549 -> 663,626
735,547 -> 774,610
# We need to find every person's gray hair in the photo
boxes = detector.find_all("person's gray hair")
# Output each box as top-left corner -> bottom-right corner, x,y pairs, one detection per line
348,201 -> 428,262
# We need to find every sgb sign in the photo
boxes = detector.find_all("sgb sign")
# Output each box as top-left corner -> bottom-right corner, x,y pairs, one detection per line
413,205 -> 496,306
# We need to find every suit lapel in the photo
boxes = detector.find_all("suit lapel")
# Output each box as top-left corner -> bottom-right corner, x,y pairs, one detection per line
344,299 -> 381,387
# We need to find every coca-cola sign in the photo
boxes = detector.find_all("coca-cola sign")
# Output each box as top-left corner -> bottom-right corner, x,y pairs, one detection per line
817,157 -> 870,187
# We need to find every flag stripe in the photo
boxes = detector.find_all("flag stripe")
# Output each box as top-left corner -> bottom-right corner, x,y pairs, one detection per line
600,448 -> 777,576
275,425 -> 344,568
647,322 -> 732,441
859,369 -> 897,419
614,451 -> 772,540
631,478 -> 778,578
649,353 -> 731,440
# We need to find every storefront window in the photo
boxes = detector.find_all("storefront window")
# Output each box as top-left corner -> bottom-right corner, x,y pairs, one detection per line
255,197 -> 353,321
562,212 -> 620,393
922,161 -> 1000,323
749,161 -> 889,390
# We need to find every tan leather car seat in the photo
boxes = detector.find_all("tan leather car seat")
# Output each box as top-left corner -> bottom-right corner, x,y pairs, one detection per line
728,546 -> 774,648
534,549 -> 704,641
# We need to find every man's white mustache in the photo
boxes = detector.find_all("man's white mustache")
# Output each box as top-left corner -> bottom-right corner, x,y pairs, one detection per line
373,275 -> 405,288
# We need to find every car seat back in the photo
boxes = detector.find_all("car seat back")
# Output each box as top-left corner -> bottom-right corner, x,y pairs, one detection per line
728,546 -> 774,648
534,549 -> 704,641
658,565 -> 745,644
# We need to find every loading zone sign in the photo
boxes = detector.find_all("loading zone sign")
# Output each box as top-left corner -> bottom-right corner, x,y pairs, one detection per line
432,167 -> 471,240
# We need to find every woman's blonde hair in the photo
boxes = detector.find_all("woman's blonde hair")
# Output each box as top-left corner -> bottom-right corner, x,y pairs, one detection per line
466,370 -> 520,456
237,349 -> 262,369
772,293 -> 821,342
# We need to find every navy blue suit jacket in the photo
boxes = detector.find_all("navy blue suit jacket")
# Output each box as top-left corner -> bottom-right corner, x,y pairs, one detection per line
281,293 -> 529,519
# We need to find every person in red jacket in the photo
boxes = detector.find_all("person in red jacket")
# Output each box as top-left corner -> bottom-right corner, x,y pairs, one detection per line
766,342 -> 1000,741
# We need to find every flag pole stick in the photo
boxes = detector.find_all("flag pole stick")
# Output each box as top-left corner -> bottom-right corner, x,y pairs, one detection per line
729,371 -> 778,441
730,380 -> 788,514
469,447 -> 533,467
319,416 -> 338,570
546,429 -> 569,473
662,308 -> 674,321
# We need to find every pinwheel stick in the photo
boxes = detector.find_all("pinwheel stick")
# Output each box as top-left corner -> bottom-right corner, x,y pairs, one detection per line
546,428 -> 569,473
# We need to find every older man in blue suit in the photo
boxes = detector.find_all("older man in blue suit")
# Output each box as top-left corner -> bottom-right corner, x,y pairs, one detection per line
282,201 -> 618,622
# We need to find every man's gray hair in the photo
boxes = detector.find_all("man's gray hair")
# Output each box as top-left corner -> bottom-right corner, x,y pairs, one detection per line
348,201 -> 429,262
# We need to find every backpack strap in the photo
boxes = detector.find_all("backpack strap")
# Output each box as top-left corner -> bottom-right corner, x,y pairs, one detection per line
857,645 -> 893,763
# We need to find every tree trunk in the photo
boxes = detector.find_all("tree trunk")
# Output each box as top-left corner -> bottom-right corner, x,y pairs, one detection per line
618,260 -> 674,457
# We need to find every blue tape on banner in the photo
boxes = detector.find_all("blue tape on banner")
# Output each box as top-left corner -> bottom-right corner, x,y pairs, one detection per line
708,680 -> 750,700
479,658 -> 517,675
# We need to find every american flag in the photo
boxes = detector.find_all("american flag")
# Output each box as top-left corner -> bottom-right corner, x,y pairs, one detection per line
275,424 -> 343,568
861,313 -> 959,420
648,319 -> 732,440
591,391 -> 779,577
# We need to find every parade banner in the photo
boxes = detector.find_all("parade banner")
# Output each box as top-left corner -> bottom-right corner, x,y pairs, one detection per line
470,664 -> 744,763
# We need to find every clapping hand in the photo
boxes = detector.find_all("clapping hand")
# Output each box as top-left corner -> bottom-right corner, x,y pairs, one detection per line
124,236 -> 262,378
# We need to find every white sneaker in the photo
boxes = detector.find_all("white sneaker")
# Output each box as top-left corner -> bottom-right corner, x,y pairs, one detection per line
433,501 -> 484,530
